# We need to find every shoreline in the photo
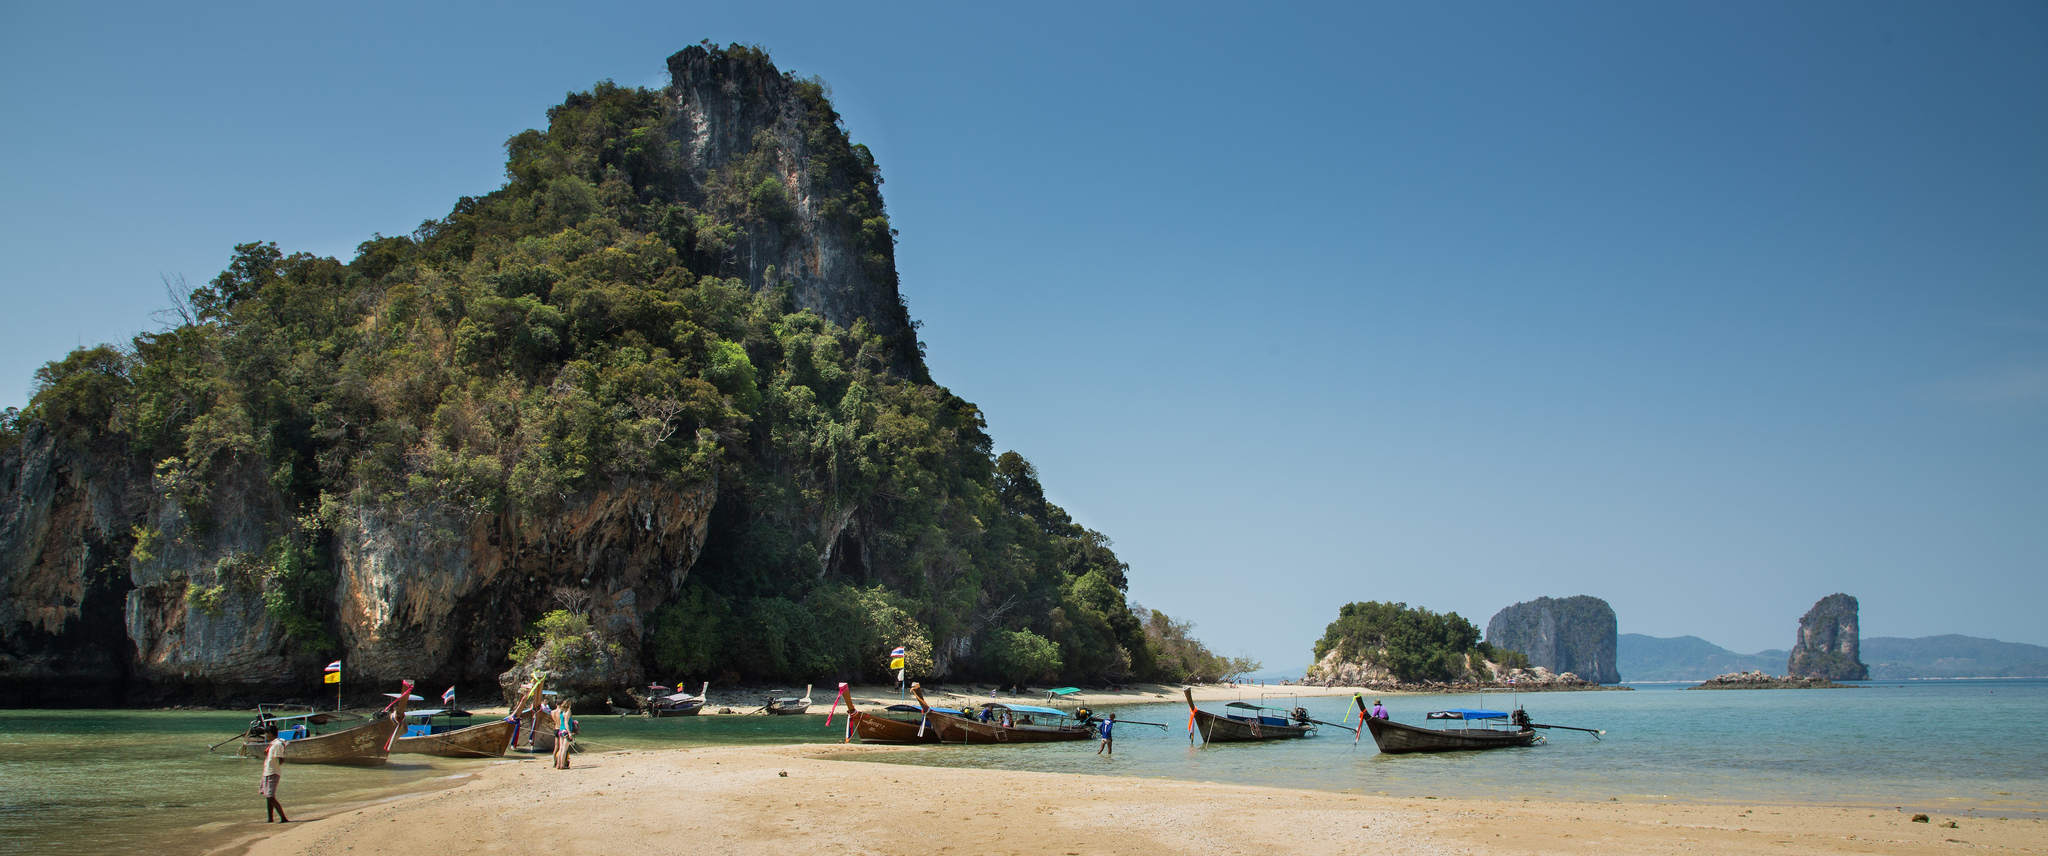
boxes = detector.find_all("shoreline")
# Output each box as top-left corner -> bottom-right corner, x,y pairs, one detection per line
215,743 -> 2043,856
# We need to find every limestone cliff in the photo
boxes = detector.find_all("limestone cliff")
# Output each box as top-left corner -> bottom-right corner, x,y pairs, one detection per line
664,45 -> 921,378
1786,593 -> 1868,681
1484,595 -> 1620,684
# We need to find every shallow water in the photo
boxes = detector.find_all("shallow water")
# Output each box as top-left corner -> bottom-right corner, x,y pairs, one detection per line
855,679 -> 2048,817
1,680 -> 2041,855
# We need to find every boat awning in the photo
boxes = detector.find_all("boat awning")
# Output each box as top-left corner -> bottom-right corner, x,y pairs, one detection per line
660,692 -> 699,702
1427,708 -> 1509,720
1044,687 -> 1081,696
887,704 -> 965,715
1225,701 -> 1279,711
384,693 -> 425,701
985,703 -> 1069,717
406,709 -> 448,718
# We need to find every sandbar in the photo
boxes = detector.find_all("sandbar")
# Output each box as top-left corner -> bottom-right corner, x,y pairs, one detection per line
217,742 -> 2041,856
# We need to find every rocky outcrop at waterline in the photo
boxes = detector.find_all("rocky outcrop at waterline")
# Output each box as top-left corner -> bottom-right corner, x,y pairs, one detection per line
1685,670 -> 1858,689
1787,593 -> 1868,681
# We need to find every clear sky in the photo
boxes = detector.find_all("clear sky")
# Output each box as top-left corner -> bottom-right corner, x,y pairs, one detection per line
3,1 -> 2042,673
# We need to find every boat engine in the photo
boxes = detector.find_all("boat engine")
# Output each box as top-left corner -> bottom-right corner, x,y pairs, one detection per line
1291,707 -> 1310,724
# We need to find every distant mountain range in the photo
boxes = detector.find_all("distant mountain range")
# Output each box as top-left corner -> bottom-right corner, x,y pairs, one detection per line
1618,633 -> 2048,682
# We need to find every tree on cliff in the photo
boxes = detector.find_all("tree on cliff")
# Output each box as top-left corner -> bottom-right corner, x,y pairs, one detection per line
1310,601 -> 1510,683
6,44 -> 1199,697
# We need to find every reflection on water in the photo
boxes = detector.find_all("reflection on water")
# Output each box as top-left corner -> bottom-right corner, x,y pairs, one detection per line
2,680 -> 2042,855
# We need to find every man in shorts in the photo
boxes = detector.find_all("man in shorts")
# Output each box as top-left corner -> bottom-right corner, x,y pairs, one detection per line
259,727 -> 290,822
1096,713 -> 1115,755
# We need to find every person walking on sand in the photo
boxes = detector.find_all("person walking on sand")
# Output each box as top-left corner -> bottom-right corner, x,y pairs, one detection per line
258,727 -> 290,823
1096,713 -> 1115,755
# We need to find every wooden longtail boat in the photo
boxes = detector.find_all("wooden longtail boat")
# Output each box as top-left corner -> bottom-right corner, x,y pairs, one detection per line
1184,688 -> 1316,743
633,681 -> 709,717
764,684 -> 813,715
1359,702 -> 1537,754
237,681 -> 412,766
848,700 -> 965,744
909,684 -> 1094,744
391,708 -> 514,758
505,680 -> 570,753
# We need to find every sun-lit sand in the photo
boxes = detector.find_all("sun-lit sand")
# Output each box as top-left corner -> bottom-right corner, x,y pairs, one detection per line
218,740 -> 2042,856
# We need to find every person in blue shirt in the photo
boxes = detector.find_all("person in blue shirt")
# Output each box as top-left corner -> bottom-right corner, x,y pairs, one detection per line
1096,713 -> 1115,755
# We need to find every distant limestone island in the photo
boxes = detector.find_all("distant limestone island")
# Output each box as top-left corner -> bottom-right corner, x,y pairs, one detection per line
1302,590 -> 2048,692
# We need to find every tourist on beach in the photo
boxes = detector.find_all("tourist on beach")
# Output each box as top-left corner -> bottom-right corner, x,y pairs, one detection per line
1370,700 -> 1389,720
1096,713 -> 1115,755
259,727 -> 290,823
552,703 -> 574,770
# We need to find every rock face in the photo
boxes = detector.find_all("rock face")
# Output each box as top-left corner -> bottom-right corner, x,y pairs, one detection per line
664,45 -> 921,378
0,415 -> 717,705
1786,593 -> 1868,681
1485,596 -> 1620,684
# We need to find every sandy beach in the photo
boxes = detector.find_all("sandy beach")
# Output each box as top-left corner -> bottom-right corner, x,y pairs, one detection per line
216,741 -> 2042,856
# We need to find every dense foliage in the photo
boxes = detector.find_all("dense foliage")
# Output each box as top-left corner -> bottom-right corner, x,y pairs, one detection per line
1312,601 -> 1522,682
18,46 -> 1175,686
1138,605 -> 1261,683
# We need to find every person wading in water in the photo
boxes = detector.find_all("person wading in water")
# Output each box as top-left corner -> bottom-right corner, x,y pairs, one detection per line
258,727 -> 290,822
1096,713 -> 1116,755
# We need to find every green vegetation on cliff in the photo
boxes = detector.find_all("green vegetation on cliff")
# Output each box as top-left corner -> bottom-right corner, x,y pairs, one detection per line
16,45 -> 1173,687
1311,601 -> 1524,682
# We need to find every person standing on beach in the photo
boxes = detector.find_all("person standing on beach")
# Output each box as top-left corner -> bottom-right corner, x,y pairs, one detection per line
552,703 -> 574,769
1096,713 -> 1115,755
258,728 -> 290,823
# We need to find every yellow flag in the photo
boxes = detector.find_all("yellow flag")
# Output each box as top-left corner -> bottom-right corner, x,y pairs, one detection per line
323,672 -> 341,684
889,657 -> 905,669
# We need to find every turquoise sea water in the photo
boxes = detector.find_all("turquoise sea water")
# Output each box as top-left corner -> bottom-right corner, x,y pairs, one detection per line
861,680 -> 2048,817
2,680 -> 2042,855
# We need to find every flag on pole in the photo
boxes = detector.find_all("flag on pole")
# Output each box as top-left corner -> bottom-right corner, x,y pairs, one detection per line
888,646 -> 906,670
442,686 -> 457,704
323,660 -> 342,684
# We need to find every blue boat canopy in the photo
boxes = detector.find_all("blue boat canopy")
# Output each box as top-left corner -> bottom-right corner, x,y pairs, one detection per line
1044,687 -> 1081,696
985,703 -> 1070,717
1427,708 -> 1509,720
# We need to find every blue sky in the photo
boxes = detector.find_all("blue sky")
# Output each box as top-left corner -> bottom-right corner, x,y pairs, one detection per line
3,1 -> 2042,672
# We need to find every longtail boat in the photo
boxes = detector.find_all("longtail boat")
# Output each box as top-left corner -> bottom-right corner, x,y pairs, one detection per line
633,681 -> 710,717
848,699 -> 965,744
1354,696 -> 1604,754
1184,688 -> 1316,742
237,680 -> 413,766
764,684 -> 813,715
909,684 -> 1094,744
391,707 -> 514,758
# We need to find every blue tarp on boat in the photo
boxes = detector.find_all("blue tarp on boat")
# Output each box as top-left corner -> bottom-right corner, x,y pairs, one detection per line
1426,708 -> 1509,720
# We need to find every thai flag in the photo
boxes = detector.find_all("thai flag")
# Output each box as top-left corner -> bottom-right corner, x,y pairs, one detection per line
324,660 -> 342,673
890,646 -> 905,658
442,686 -> 456,703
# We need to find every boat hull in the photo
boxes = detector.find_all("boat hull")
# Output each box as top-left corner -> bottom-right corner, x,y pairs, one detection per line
392,719 -> 515,758
850,711 -> 943,744
1185,689 -> 1314,743
1365,717 -> 1537,753
919,710 -> 1094,744
765,702 -> 810,715
240,717 -> 401,766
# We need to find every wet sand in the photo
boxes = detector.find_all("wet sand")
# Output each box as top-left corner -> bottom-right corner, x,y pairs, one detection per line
218,743 -> 2043,856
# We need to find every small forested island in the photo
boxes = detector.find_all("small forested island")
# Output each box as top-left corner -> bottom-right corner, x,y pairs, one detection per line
1301,601 -> 1629,692
0,43 -> 1250,708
